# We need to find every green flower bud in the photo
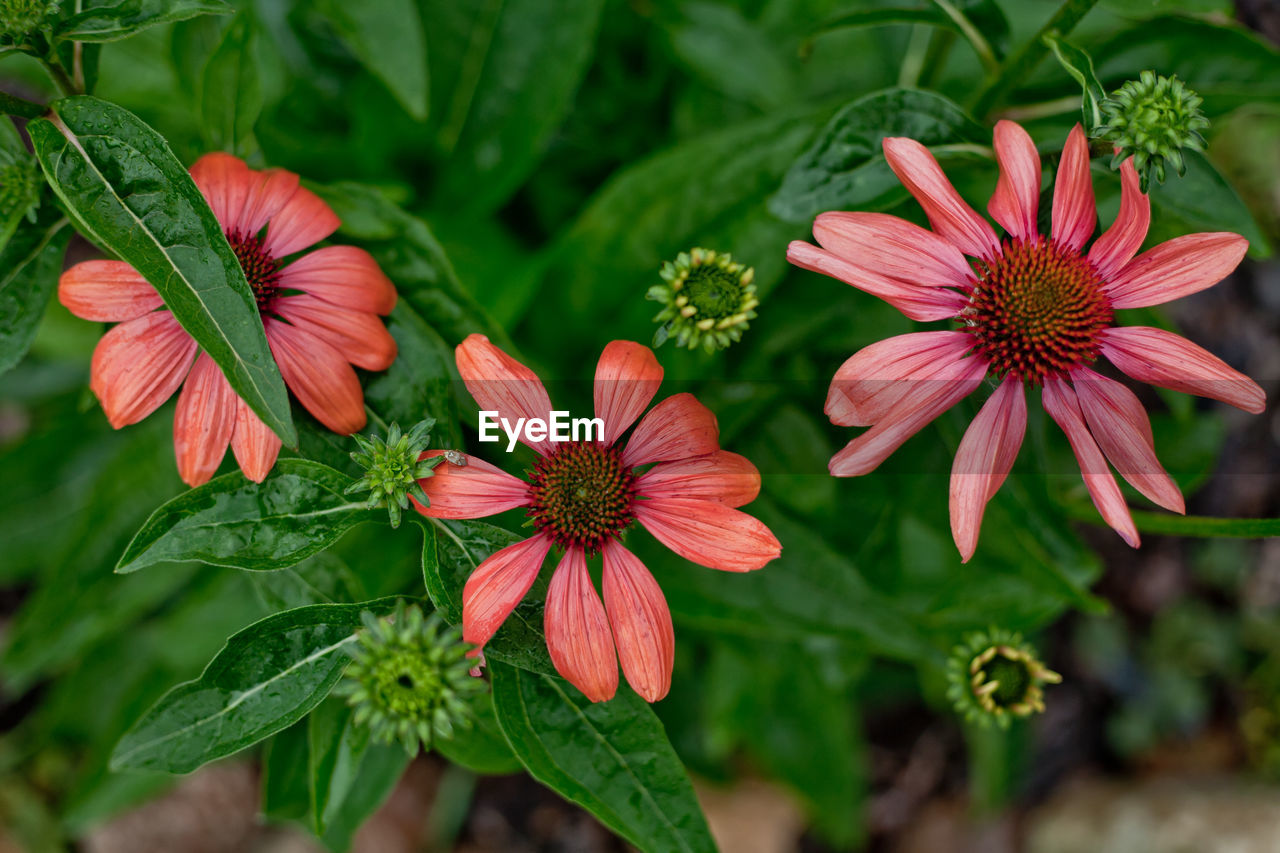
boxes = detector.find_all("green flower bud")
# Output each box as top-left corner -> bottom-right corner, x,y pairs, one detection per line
334,602 -> 486,756
1094,71 -> 1210,192
345,419 -> 444,528
946,627 -> 1061,729
0,0 -> 58,44
647,247 -> 758,353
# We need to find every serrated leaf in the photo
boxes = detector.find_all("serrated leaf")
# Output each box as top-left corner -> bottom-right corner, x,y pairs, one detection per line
490,662 -> 718,853
0,212 -> 70,376
201,12 -> 261,156
109,599 -> 398,774
318,0 -> 428,121
1044,34 -> 1105,132
55,0 -> 232,43
117,460 -> 373,573
28,96 -> 296,445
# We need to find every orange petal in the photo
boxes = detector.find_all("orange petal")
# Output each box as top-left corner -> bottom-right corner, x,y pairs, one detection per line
949,375 -> 1026,563
602,541 -> 673,702
173,352 -> 236,487
621,393 -> 719,467
462,534 -> 553,649
90,312 -> 197,428
230,396 -> 282,482
545,547 -> 618,703
1088,157 -> 1149,280
1106,232 -> 1248,309
636,450 -> 761,508
413,451 -> 531,518
59,260 -> 164,322
786,241 -> 968,322
594,340 -> 663,445
238,168 -> 300,237
825,331 -> 973,427
882,135 -> 1000,261
455,334 -> 555,455
988,120 -> 1041,241
267,319 -> 366,434
277,246 -> 397,315
189,153 -> 255,232
1050,124 -> 1096,252
264,185 -> 340,257
812,211 -> 974,287
634,497 -> 780,571
1100,326 -> 1265,414
272,294 -> 397,371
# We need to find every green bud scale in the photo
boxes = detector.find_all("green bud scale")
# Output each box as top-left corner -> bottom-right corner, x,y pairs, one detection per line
0,0 -> 58,44
334,602 -> 486,756
647,248 -> 758,353
0,155 -> 39,229
946,627 -> 1061,729
345,419 -> 444,528
1094,71 -> 1210,192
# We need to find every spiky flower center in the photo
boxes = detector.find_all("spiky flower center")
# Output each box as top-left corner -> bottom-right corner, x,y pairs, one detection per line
526,441 -> 637,553
963,238 -> 1112,384
684,264 -> 742,319
227,229 -> 282,310
982,655 -> 1032,707
369,648 -> 445,715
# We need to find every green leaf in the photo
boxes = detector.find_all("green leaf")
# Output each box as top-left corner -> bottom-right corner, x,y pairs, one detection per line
200,12 -> 262,156
250,552 -> 366,612
55,0 -> 232,43
769,88 -> 987,225
435,692 -> 522,775
1146,150 -> 1270,258
362,301 -> 462,448
490,662 -> 718,853
110,599 -> 398,774
809,0 -> 1010,60
308,699 -> 370,836
318,0 -> 428,121
117,459 -> 374,573
262,721 -> 311,821
318,742 -> 408,852
28,96 -> 296,445
0,213 -> 70,376
1044,33 -> 1105,132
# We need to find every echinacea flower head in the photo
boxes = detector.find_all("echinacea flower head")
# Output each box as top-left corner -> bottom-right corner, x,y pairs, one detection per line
946,627 -> 1061,729
346,419 -> 444,528
1096,71 -> 1209,191
788,121 -> 1265,561
0,0 -> 57,44
59,153 -> 398,488
648,247 -> 758,352
415,335 -> 781,703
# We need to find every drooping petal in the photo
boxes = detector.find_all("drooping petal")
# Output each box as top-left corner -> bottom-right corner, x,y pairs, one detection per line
277,246 -> 397,315
786,241 -> 968,322
621,393 -> 719,467
90,311 -> 197,428
272,294 -> 397,371
988,120 -> 1041,241
882,136 -> 1000,261
1088,157 -> 1149,280
462,533 -> 553,649
230,396 -> 282,482
172,352 -> 235,487
634,497 -> 780,571
1100,326 -> 1265,413
236,168 -> 300,236
949,375 -> 1027,563
59,261 -> 163,322
636,450 -> 760,508
811,211 -> 974,287
594,340 -> 663,445
266,318 -> 366,434
1106,233 -> 1248,308
456,334 -> 555,455
189,153 -> 254,232
1071,366 -> 1184,514
1051,124 -> 1096,252
602,541 -> 674,702
829,356 -> 987,476
1041,376 -> 1139,547
826,331 -> 973,427
545,548 -> 618,703
263,186 -> 340,258
414,451 -> 531,518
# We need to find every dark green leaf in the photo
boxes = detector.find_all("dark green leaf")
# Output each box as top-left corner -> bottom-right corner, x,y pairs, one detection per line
262,720 -> 311,821
318,743 -> 408,852
1147,150 -> 1270,258
250,552 -> 367,612
28,96 -> 296,445
491,662 -> 718,853
56,0 -> 232,43
362,301 -> 462,448
809,0 -> 1010,60
201,12 -> 262,156
0,213 -> 70,376
117,459 -> 374,573
318,0 -> 428,121
667,3 -> 795,108
110,599 -> 397,774
308,699 -> 371,836
435,691 -> 522,775
1044,33 -> 1105,132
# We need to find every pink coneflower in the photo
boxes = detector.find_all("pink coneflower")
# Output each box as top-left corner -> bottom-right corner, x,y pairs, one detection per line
415,334 -> 781,703
59,153 -> 397,487
788,121 -> 1265,560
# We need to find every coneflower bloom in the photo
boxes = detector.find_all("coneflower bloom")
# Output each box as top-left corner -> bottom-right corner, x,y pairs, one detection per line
415,334 -> 781,703
788,121 -> 1265,561
59,153 -> 397,487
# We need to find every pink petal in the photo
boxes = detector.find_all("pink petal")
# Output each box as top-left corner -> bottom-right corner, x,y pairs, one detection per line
826,331 -> 973,427
988,120 -> 1041,241
812,211 -> 974,287
882,136 -> 1000,261
594,340 -> 663,445
413,451 -> 531,519
277,246 -> 397,315
236,168 -> 299,237
90,311 -> 197,428
545,547 -> 618,703
602,540 -> 674,702
263,186 -> 340,258
634,497 -> 780,571
1051,124 -> 1096,252
1088,157 -> 1149,280
949,375 -> 1027,563
266,318 -> 366,435
1071,366 -> 1184,513
189,153 -> 255,232
272,294 -> 397,371
59,260 -> 164,322
1100,326 -> 1265,413
230,396 -> 282,482
1041,376 -> 1140,547
829,356 -> 987,476
786,241 -> 967,322
1106,233 -> 1248,309
621,393 -> 719,468
455,334 -> 555,455
636,450 -> 760,508
462,533 -> 553,649
172,352 -> 235,487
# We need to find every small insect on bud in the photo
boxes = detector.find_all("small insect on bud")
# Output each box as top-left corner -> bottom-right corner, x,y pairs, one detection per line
946,627 -> 1062,729
647,248 -> 759,353
345,418 -> 444,528
1094,71 -> 1210,192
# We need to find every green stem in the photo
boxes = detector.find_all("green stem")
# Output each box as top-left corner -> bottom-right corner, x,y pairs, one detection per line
898,24 -> 933,88
918,28 -> 956,91
970,0 -> 1101,118
931,0 -> 997,75
40,58 -> 76,97
996,94 -> 1081,122
0,90 -> 46,118
1066,504 -> 1280,538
